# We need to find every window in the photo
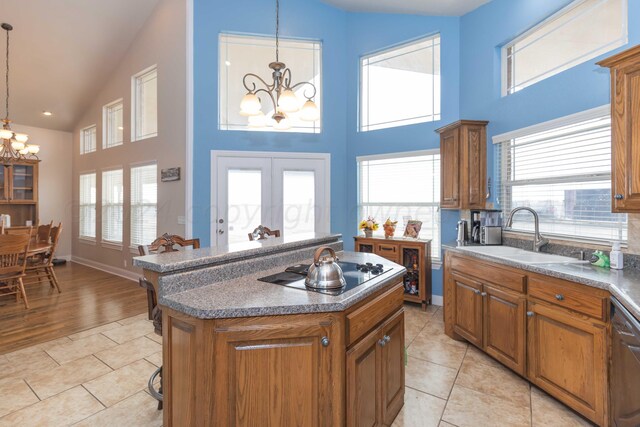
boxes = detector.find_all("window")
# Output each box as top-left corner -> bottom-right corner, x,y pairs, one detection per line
495,108 -> 627,242
103,99 -> 124,149
80,125 -> 96,154
132,66 -> 158,140
130,163 -> 157,246
102,169 -> 124,244
79,173 -> 96,239
357,151 -> 441,259
502,0 -> 627,95
360,34 -> 441,132
219,33 -> 321,133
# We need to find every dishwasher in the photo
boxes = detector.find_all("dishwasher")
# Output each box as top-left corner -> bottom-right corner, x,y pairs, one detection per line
610,297 -> 640,426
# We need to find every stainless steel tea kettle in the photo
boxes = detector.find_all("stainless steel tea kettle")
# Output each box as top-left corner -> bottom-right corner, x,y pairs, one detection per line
305,246 -> 346,289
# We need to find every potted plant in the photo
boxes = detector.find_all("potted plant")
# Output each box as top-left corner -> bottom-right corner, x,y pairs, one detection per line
359,216 -> 379,238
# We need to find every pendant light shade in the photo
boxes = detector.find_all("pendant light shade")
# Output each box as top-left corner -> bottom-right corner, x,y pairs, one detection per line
0,129 -> 12,139
277,89 -> 300,113
248,111 -> 267,128
239,92 -> 262,116
299,100 -> 320,121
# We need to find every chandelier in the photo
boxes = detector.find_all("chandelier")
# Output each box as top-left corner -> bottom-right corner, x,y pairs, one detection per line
0,23 -> 39,162
239,0 -> 319,131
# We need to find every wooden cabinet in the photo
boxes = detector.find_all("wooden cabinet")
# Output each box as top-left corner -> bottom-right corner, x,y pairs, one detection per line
444,251 -> 609,425
527,301 -> 608,426
0,159 -> 39,225
598,45 -> 640,212
346,309 -> 404,427
435,120 -> 488,209
354,236 -> 431,309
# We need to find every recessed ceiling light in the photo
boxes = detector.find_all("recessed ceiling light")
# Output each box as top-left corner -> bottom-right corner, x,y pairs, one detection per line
117,126 -> 124,130
42,111 -> 53,116
225,60 -> 231,66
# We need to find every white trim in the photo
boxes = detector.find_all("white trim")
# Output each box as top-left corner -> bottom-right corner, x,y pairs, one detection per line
431,295 -> 443,307
356,148 -> 439,162
80,124 -> 97,155
71,257 -> 138,282
185,0 -> 194,238
492,105 -> 610,144
130,64 -> 158,142
102,98 -> 124,149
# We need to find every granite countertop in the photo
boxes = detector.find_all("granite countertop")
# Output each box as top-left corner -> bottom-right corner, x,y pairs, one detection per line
133,233 -> 342,273
444,243 -> 640,320
159,251 -> 406,319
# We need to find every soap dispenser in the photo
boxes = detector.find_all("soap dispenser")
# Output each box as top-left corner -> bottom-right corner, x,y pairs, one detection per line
610,242 -> 624,270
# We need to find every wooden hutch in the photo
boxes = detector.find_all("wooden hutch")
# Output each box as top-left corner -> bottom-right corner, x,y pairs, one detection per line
0,158 -> 39,226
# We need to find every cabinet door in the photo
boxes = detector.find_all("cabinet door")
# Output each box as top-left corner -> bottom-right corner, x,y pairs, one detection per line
482,284 -> 526,375
381,310 -> 404,426
440,129 -> 460,208
0,165 -> 8,201
215,314 -> 341,427
347,325 -> 382,427
10,163 -> 36,202
611,63 -> 640,212
527,302 -> 607,426
450,272 -> 483,347
461,124 -> 486,209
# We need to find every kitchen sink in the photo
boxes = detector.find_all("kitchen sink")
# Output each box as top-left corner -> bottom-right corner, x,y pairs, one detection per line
457,245 -> 589,265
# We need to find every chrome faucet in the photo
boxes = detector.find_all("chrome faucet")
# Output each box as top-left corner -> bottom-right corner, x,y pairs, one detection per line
504,207 -> 549,252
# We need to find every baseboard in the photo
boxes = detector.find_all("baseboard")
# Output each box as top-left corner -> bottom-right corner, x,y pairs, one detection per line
71,256 -> 138,282
55,255 -> 72,262
432,295 -> 443,306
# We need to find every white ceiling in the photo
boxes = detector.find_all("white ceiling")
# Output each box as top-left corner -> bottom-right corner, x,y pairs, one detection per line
321,0 -> 491,16
0,0 -> 160,131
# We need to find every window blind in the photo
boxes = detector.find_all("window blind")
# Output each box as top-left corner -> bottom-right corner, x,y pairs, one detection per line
81,125 -> 96,154
104,101 -> 123,149
130,163 -> 157,246
496,114 -> 627,242
134,67 -> 158,140
102,169 -> 124,243
79,173 -> 96,239
358,151 -> 441,259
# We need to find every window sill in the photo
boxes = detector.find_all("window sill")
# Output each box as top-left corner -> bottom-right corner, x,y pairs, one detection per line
132,133 -> 157,142
502,230 -> 627,251
78,237 -> 96,245
101,241 -> 124,251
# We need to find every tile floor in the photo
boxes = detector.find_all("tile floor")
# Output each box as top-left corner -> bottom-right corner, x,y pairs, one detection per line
0,307 -> 594,426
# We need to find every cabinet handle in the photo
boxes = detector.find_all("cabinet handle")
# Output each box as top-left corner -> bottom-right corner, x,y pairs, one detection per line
474,289 -> 481,295
527,311 -> 534,317
321,336 -> 330,347
383,334 -> 391,344
614,194 -> 624,200
480,292 -> 487,297
555,294 -> 565,301
378,338 -> 387,347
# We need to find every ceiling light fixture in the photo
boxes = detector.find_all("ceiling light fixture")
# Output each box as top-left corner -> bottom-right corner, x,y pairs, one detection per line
239,0 -> 320,131
0,23 -> 39,161
42,111 -> 52,116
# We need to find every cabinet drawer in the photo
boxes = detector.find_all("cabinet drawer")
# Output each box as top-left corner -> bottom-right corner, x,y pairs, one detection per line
449,254 -> 526,294
528,274 -> 608,321
376,243 -> 400,262
347,283 -> 404,346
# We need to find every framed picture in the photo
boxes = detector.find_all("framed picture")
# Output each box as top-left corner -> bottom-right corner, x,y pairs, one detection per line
403,220 -> 422,239
161,167 -> 181,182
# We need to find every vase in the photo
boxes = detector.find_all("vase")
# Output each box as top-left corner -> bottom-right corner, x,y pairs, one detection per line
364,229 -> 373,238
384,226 -> 396,239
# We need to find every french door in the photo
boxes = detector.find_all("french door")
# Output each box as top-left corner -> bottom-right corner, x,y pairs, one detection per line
212,151 -> 330,247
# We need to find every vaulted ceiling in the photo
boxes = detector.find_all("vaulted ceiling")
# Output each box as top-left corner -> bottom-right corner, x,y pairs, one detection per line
320,0 -> 491,16
0,0 -> 160,131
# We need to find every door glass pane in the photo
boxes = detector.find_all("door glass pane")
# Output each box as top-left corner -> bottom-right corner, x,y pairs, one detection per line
228,169 -> 262,245
0,166 -> 5,200
12,165 -> 34,201
283,170 -> 315,236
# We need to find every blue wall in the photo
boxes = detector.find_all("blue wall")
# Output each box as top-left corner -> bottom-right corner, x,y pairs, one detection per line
192,0 -> 349,246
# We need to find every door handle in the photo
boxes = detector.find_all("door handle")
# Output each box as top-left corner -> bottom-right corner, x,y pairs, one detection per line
218,229 -> 224,234
321,336 -> 330,347
218,218 -> 224,224
614,194 -> 624,200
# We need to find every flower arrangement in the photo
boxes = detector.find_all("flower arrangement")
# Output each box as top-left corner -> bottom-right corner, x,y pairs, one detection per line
383,218 -> 398,239
359,216 -> 379,237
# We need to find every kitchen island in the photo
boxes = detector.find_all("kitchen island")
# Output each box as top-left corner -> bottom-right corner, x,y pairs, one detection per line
134,234 -> 407,427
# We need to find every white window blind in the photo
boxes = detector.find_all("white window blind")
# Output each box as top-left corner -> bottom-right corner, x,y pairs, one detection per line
103,100 -> 124,149
358,151 -> 441,259
80,125 -> 96,154
133,66 -> 158,140
79,173 -> 96,239
503,0 -> 627,95
130,163 -> 157,246
360,34 -> 441,132
496,113 -> 627,242
102,169 -> 124,244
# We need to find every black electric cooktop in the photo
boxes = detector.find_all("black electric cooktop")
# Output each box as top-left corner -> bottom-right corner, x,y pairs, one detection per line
258,261 -> 394,296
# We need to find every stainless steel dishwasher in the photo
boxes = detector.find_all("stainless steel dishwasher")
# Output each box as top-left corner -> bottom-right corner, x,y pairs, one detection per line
610,297 -> 640,426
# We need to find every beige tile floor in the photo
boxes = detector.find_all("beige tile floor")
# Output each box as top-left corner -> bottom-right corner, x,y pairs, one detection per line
0,307 -> 594,426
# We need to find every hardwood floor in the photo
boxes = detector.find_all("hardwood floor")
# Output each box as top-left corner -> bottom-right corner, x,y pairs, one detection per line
0,262 -> 148,354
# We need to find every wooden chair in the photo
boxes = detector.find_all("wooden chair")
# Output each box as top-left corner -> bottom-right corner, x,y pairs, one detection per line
36,221 -> 53,244
4,226 -> 34,236
24,223 -> 62,293
248,225 -> 281,241
0,234 -> 31,309
137,233 -> 200,411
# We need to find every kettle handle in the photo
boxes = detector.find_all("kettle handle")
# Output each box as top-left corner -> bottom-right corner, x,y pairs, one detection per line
313,246 -> 337,265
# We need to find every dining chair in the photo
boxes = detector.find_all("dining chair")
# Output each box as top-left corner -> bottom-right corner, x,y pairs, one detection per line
4,226 -> 34,236
248,225 -> 281,241
24,223 -> 62,293
0,234 -> 31,309
137,233 -> 200,410
36,221 -> 53,244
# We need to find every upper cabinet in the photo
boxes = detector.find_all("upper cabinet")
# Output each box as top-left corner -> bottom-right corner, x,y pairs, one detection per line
598,45 -> 640,213
435,120 -> 488,210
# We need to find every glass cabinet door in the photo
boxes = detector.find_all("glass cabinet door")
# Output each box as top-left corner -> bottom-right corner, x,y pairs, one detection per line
0,166 -> 6,201
11,164 -> 35,201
